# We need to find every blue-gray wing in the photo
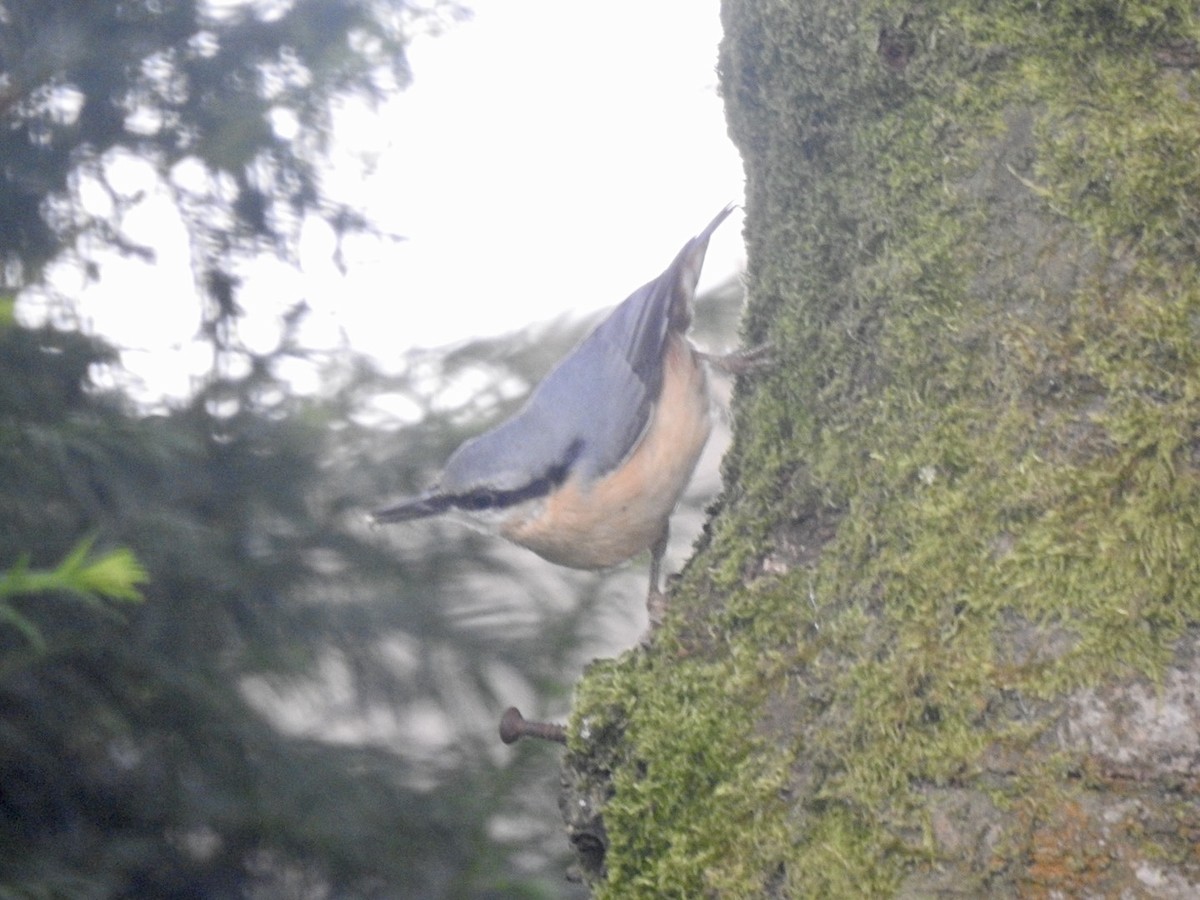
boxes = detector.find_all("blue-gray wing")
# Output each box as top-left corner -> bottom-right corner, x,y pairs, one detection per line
402,205 -> 733,510
517,204 -> 732,483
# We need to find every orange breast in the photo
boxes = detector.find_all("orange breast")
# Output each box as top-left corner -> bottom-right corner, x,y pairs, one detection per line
500,335 -> 713,569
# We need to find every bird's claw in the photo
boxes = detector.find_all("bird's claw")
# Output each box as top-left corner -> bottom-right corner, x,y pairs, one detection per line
701,342 -> 774,375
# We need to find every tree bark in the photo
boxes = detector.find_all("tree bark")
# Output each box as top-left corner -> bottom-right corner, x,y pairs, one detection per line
561,3 -> 1200,896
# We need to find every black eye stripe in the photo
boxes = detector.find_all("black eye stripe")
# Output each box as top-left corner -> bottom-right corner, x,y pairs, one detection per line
451,479 -> 547,513
461,491 -> 497,511
449,439 -> 583,514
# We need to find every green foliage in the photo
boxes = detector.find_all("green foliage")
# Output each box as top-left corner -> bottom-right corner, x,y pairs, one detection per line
0,316 -> 581,895
1,538 -> 148,606
0,537 -> 147,651
0,1 -> 596,895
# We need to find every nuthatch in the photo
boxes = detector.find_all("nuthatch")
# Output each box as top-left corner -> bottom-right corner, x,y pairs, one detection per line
373,206 -> 747,624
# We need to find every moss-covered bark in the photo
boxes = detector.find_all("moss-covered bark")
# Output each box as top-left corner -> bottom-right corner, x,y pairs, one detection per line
561,2 -> 1200,896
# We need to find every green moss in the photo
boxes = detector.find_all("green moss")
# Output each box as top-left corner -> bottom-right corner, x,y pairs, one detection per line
566,0 -> 1200,895
570,648 -> 793,898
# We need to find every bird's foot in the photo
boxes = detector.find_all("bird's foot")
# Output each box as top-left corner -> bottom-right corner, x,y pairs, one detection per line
700,342 -> 773,375
639,587 -> 669,648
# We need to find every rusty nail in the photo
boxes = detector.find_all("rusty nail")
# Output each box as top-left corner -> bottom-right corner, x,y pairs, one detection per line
499,706 -> 566,745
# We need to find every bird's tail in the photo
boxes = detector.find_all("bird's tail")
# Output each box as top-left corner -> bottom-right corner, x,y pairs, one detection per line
667,203 -> 737,331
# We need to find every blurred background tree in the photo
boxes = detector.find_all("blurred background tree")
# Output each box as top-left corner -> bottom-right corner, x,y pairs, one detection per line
0,0 -> 654,895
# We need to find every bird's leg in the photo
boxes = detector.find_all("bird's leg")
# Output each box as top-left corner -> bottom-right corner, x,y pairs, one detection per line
645,522 -> 670,632
698,342 -> 773,375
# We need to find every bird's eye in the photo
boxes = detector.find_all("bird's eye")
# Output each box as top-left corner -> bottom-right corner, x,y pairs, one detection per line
461,491 -> 495,511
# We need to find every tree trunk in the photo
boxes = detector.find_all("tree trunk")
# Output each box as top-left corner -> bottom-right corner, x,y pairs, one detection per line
560,2 -> 1200,897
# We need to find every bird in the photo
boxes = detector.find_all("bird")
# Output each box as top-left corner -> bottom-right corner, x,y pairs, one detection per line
373,205 -> 752,626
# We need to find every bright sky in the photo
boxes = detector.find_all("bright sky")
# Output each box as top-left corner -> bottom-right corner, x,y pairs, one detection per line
317,0 -> 744,349
28,0 -> 745,401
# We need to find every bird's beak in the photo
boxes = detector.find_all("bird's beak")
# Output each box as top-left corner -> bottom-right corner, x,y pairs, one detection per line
370,492 -> 453,523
